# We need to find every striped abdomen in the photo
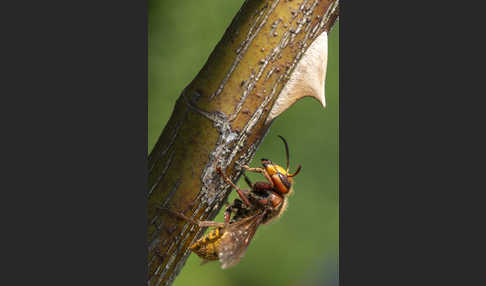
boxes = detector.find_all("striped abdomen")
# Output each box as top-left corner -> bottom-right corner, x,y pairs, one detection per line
190,227 -> 224,261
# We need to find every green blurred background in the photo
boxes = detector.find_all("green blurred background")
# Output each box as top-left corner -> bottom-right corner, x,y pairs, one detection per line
149,1 -> 339,285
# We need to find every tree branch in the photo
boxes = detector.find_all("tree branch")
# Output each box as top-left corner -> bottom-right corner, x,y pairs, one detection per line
148,1 -> 339,285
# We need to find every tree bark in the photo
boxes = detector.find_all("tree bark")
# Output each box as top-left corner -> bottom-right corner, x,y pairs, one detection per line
148,1 -> 339,285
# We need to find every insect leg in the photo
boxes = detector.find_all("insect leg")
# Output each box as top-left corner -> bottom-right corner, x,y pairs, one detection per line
242,165 -> 265,173
223,204 -> 233,224
243,173 -> 253,188
217,167 -> 252,206
244,173 -> 274,193
242,165 -> 274,187
197,221 -> 226,228
160,208 -> 226,228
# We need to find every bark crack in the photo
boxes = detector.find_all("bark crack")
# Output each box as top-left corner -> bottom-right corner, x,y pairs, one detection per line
182,90 -> 227,125
148,110 -> 188,174
210,0 -> 281,101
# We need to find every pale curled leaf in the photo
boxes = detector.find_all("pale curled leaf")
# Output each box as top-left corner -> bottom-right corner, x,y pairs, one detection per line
266,32 -> 328,124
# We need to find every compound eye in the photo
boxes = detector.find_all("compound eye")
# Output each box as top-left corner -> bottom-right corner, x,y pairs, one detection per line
261,158 -> 272,167
278,173 -> 291,190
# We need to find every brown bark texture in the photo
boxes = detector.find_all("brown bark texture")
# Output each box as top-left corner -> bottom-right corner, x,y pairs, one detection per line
148,1 -> 339,285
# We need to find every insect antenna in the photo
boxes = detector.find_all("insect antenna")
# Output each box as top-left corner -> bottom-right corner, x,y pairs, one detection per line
288,164 -> 301,177
278,135 -> 290,173
278,135 -> 302,177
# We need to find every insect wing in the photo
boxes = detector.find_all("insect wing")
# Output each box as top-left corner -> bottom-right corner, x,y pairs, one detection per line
218,211 -> 266,269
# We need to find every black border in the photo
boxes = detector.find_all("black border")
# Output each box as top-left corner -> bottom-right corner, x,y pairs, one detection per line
340,1 -> 481,285
3,0 -> 147,284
